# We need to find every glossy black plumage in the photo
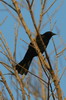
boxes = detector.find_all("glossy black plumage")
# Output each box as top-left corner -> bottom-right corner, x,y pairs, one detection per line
15,31 -> 56,75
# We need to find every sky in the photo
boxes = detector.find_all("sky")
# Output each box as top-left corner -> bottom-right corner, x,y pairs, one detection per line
0,0 -> 66,99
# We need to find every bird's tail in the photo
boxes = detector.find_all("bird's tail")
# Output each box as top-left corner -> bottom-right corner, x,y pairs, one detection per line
16,57 -> 33,75
15,46 -> 34,75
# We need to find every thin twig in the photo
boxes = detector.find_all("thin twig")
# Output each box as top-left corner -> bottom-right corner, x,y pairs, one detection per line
0,71 -> 15,100
38,0 -> 47,31
50,83 -> 55,100
30,0 -> 34,8
42,0 -> 57,16
0,0 -> 17,12
47,78 -> 50,100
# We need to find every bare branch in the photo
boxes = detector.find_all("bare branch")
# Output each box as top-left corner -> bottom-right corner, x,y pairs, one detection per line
0,71 -> 15,100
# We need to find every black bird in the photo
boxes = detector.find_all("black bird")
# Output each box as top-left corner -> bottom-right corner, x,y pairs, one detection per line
15,31 -> 56,75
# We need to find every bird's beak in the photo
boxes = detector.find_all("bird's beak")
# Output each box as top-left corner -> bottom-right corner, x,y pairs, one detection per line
53,33 -> 56,35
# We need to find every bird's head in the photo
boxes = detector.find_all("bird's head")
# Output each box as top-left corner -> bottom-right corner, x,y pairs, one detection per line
43,31 -> 56,39
45,31 -> 56,36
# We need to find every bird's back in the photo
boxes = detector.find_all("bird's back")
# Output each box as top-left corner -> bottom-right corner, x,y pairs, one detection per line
36,34 -> 51,53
